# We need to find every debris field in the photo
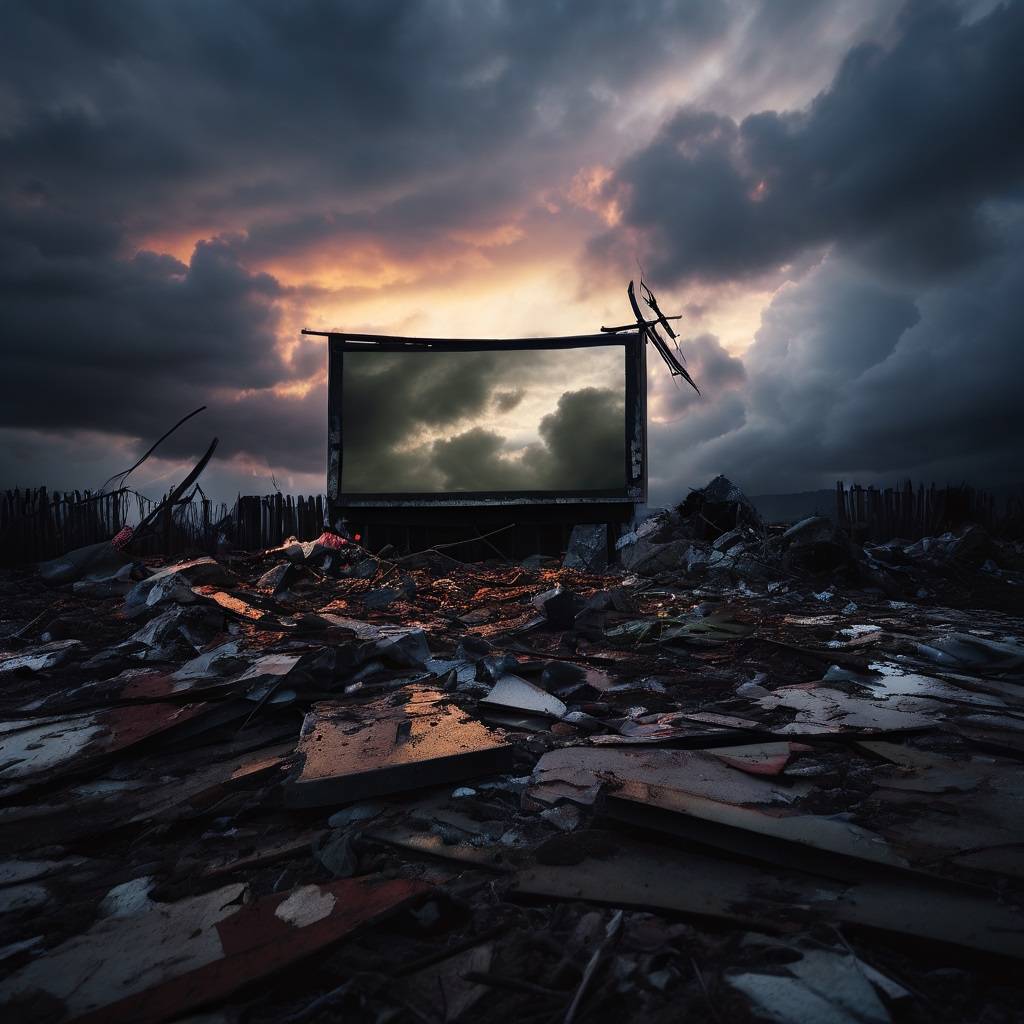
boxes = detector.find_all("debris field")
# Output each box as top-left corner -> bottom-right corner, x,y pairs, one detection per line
1,477 -> 1023,1024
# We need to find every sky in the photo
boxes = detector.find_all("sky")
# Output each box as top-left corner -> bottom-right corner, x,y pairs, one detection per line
1,0 -> 1022,506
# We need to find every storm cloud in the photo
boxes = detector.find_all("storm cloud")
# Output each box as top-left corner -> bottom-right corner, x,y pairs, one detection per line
591,2 -> 1024,286
340,351 -> 626,493
0,1 -> 730,247
427,387 -> 628,493
594,1 -> 1024,500
0,1 -> 1021,501
0,0 -> 731,497
647,242 -> 1024,501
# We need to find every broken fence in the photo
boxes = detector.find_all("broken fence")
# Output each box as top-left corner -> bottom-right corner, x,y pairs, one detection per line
835,480 -> 1022,542
3,483 -> 1020,567
0,489 -> 326,566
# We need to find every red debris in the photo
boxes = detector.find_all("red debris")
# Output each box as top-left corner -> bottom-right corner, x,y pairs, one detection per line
110,526 -> 135,550
314,531 -> 347,549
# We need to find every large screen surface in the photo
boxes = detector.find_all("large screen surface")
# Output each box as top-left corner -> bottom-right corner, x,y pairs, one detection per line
340,346 -> 627,494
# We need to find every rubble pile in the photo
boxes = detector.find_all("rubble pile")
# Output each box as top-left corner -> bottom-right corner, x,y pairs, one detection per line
618,476 -> 1020,609
1,480 -> 1023,1023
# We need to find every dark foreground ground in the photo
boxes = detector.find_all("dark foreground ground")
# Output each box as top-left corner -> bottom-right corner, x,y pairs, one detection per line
1,499 -> 1023,1024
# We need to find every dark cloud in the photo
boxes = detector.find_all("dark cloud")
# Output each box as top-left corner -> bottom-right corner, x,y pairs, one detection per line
0,0 -> 730,244
591,1 -> 1024,286
0,201 -> 340,491
654,334 -> 746,420
430,428 -> 528,492
533,387 -> 626,489
1,0 -> 1021,502
341,347 -> 626,493
0,0 -> 727,497
0,211 -> 299,431
493,389 -> 525,414
648,243 -> 1024,501
428,387 -> 627,493
339,350 -> 501,492
576,0 -> 1024,501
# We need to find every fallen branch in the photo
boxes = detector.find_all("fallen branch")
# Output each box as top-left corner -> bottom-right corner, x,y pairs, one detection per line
640,280 -> 679,340
431,522 -> 517,553
98,406 -> 207,494
122,437 -> 218,551
564,909 -> 623,1024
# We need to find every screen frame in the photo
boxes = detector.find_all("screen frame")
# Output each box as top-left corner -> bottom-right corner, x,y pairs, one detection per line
317,330 -> 647,508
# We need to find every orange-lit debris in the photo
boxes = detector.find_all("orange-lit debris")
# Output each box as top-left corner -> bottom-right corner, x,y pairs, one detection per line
285,685 -> 514,808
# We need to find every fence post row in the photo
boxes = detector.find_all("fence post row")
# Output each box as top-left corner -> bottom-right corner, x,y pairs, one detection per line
0,484 -> 1019,566
833,480 -> 1020,543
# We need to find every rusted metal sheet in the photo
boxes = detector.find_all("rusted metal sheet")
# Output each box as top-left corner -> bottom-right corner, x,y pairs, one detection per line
0,877 -> 430,1024
0,702 -> 211,786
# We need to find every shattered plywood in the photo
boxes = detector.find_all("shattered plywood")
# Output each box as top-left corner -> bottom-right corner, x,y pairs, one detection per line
2,480 -> 1024,1021
286,686 -> 514,807
0,876 -> 429,1023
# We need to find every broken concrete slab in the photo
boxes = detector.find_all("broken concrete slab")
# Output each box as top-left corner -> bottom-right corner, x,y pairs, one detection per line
915,632 -> 1024,672
679,474 -> 762,539
706,741 -> 809,776
232,653 -> 303,698
514,832 -> 1024,960
171,641 -> 248,684
286,686 -> 514,808
320,615 -> 432,667
712,527 -> 749,552
117,606 -> 223,663
362,576 -> 416,610
0,882 -> 50,914
0,858 -> 74,888
619,538 -> 698,576
255,561 -> 318,596
833,874 -> 1024,960
514,831 -> 803,930
595,711 -> 740,746
71,562 -> 136,598
758,684 -> 941,734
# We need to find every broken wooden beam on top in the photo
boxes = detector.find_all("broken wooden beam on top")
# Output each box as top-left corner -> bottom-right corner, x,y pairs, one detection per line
627,279 -> 700,395
600,315 -> 682,334
640,280 -> 679,340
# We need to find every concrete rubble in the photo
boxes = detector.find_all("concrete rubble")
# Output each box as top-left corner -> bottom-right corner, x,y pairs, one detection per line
0,476 -> 1023,1022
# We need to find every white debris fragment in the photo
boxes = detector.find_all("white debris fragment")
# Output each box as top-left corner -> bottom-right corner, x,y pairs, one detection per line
100,876 -> 156,918
274,884 -> 337,927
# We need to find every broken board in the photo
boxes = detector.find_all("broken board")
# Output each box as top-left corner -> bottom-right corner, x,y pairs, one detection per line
285,685 -> 514,808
